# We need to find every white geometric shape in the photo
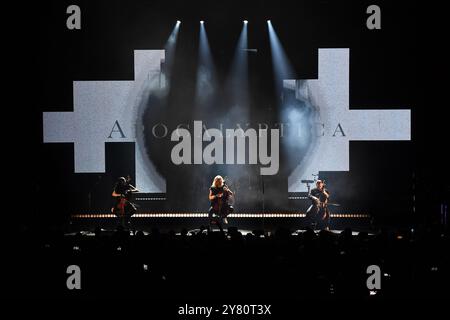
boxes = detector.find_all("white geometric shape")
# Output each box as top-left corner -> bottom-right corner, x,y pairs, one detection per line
287,48 -> 411,192
43,50 -> 166,192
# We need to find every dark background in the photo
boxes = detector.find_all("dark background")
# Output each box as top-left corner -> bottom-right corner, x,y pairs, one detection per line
7,0 -> 449,230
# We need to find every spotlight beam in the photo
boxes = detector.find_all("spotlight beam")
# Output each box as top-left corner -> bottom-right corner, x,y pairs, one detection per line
195,20 -> 216,106
226,20 -> 249,106
267,20 -> 295,95
164,20 -> 181,86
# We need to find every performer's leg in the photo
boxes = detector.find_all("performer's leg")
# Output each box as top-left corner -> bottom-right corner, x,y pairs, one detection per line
305,205 -> 313,229
222,205 -> 233,224
217,220 -> 224,233
316,207 -> 329,230
124,203 -> 136,229
306,205 -> 319,230
123,214 -> 130,229
113,208 -> 124,228
208,207 -> 215,231
323,208 -> 330,230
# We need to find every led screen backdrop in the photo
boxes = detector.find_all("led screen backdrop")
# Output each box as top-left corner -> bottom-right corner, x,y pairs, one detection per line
43,49 -> 410,193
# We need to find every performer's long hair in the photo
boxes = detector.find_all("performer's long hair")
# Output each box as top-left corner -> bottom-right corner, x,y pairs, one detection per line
211,175 -> 224,188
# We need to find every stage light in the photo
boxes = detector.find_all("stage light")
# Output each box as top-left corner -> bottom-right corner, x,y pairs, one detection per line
267,20 -> 271,23
200,20 -> 204,24
244,20 -> 248,24
176,20 -> 181,24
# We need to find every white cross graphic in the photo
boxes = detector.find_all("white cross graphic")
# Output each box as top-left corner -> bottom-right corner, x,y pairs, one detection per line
285,49 -> 411,192
43,50 -> 166,192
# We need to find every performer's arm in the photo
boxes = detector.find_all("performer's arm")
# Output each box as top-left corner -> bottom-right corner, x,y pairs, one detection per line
112,190 -> 122,197
323,189 -> 330,199
209,189 -> 223,200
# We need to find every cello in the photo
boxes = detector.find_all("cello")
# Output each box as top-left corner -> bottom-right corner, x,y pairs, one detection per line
211,183 -> 234,219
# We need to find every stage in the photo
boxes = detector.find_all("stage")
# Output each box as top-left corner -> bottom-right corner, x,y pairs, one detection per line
66,211 -> 374,234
